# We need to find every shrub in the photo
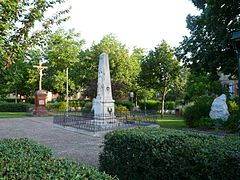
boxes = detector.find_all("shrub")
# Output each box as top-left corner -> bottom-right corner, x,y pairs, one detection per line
224,112 -> 240,130
198,117 -> 215,128
228,100 -> 239,113
183,95 -> 214,127
0,138 -> 116,179
138,100 -> 160,111
138,100 -> 176,111
0,102 -> 30,112
47,101 -> 66,111
115,100 -> 132,110
82,101 -> 92,112
99,128 -> 240,180
115,105 -> 129,113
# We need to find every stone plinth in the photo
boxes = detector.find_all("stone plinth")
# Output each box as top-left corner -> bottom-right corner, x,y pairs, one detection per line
33,90 -> 48,116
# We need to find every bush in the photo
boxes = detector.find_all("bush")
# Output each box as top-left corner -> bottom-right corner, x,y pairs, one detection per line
198,117 -> 215,128
224,112 -> 240,130
183,95 -> 214,127
0,102 -> 30,112
0,138 -> 116,179
115,100 -> 132,110
138,100 -> 176,111
228,100 -> 239,113
99,128 -> 240,180
47,101 -> 66,111
82,101 -> 92,112
115,105 -> 129,113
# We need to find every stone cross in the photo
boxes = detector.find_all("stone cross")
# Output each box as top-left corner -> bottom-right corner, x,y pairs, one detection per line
33,61 -> 48,91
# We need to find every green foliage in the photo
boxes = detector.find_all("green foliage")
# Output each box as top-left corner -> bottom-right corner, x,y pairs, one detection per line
44,29 -> 84,96
228,100 -> 239,113
76,34 -> 142,99
224,112 -> 240,130
0,102 -> 30,112
99,128 -> 240,180
0,138 -> 116,179
0,0 -> 69,68
115,100 -> 132,110
177,0 -> 239,77
139,40 -> 181,116
183,95 -> 214,127
138,100 -> 176,111
82,102 -> 92,113
47,102 -> 66,111
184,73 -> 228,101
115,105 -> 129,113
198,117 -> 215,128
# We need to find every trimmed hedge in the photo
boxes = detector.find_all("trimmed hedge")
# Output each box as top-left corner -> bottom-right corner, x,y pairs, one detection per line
0,138 -> 116,179
115,100 -> 132,110
0,102 -> 30,112
138,100 -> 176,111
99,128 -> 240,180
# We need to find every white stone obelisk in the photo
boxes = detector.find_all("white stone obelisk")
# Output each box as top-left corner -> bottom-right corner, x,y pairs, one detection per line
92,53 -> 115,120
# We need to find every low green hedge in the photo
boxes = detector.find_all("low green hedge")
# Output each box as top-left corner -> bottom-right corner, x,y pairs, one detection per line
115,100 -> 132,110
99,128 -> 240,180
0,138 -> 116,179
0,102 -> 30,112
138,100 -> 176,111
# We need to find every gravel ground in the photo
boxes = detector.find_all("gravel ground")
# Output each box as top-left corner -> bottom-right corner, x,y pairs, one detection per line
0,116 -> 106,168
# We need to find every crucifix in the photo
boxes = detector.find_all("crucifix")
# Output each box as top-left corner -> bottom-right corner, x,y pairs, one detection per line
33,61 -> 48,91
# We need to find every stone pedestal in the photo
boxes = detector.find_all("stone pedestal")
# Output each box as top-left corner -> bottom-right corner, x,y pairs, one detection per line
33,90 -> 48,116
93,98 -> 115,119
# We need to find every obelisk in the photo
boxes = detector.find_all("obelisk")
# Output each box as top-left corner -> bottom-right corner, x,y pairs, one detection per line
92,53 -> 115,120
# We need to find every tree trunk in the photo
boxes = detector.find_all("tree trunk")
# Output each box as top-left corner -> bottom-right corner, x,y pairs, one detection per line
161,94 -> 166,118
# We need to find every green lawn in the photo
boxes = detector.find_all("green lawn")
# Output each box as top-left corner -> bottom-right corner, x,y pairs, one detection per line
0,112 -> 29,118
155,115 -> 186,129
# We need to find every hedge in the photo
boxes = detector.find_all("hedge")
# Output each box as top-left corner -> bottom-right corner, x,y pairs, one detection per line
138,100 -> 176,111
0,138 -> 116,179
0,102 -> 30,112
115,100 -> 132,110
99,128 -> 240,180
183,95 -> 214,127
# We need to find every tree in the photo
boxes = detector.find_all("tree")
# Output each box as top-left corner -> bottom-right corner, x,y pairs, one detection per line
139,40 -> 181,116
77,34 -> 141,99
0,0 -> 69,68
177,0 -> 240,79
44,29 -> 84,99
184,73 -> 228,102
0,0 -> 70,100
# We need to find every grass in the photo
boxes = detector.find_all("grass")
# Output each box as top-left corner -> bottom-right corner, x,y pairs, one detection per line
155,115 -> 186,129
0,112 -> 29,118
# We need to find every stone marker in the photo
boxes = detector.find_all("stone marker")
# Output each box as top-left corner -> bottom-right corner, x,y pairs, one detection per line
92,53 -> 115,120
209,94 -> 230,121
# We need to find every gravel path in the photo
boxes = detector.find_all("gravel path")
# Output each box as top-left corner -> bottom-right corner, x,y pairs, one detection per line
0,117 -> 106,168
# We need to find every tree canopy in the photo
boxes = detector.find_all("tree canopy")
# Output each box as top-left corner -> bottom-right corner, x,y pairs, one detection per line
44,29 -> 84,98
139,40 -> 181,116
177,0 -> 240,79
0,0 -> 69,68
76,34 -> 142,99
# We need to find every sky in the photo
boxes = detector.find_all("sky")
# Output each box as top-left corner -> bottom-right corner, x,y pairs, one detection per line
59,0 -> 200,51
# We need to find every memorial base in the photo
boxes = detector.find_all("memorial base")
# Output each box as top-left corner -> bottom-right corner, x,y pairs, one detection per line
33,90 -> 48,116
